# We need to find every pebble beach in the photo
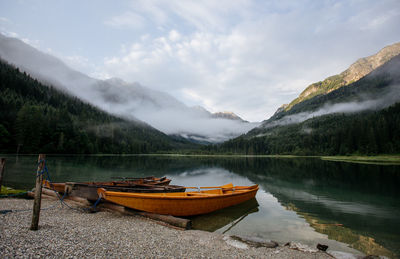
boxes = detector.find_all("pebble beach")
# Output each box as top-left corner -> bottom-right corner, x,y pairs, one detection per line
1,198 -> 350,258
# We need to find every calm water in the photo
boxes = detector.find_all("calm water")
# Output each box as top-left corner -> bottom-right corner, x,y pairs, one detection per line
1,155 -> 399,258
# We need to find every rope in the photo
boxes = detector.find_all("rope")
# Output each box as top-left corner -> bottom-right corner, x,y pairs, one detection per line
36,159 -> 47,177
92,196 -> 102,209
42,159 -> 103,212
0,190 -> 68,214
1,159 -> 103,215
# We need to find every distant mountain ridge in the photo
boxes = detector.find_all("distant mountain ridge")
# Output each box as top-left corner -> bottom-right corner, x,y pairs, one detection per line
189,106 -> 247,122
214,45 -> 400,155
259,53 -> 400,129
212,112 -> 247,122
281,42 -> 400,112
0,34 -> 257,143
0,59 -> 196,154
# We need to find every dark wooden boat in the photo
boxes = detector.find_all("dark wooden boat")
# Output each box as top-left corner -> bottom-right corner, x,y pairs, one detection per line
65,182 -> 185,201
43,176 -> 171,197
43,181 -> 66,193
99,176 -> 171,186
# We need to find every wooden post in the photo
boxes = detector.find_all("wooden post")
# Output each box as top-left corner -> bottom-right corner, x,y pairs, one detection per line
30,154 -> 46,231
0,158 -> 5,193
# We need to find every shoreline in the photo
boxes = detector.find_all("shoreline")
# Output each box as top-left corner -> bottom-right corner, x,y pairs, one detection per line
2,153 -> 399,165
1,198 -> 353,258
320,155 -> 400,165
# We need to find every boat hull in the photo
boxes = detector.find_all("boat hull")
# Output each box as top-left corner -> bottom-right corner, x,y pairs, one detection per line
43,177 -> 171,200
98,184 -> 259,216
66,183 -> 185,201
42,181 -> 65,193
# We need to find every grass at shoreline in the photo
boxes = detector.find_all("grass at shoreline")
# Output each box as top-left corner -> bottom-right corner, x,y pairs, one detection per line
2,153 -> 400,165
154,153 -> 400,165
320,155 -> 400,165
140,153 -> 400,164
0,186 -> 28,195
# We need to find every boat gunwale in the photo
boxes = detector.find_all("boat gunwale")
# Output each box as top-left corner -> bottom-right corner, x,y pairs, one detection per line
43,177 -> 171,190
99,185 -> 259,200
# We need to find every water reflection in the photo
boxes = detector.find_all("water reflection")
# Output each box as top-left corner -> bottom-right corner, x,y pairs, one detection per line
190,198 -> 259,232
1,155 -> 399,257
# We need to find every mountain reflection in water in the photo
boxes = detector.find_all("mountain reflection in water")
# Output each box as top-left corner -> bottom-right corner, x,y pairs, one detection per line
190,198 -> 259,232
2,155 -> 399,257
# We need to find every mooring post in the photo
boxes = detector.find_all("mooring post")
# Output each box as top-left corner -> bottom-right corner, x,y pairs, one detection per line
30,154 -> 46,231
0,158 -> 5,193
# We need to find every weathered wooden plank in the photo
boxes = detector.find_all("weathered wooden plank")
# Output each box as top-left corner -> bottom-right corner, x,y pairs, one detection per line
32,187 -> 91,206
99,202 -> 192,230
65,195 -> 91,206
135,210 -> 192,230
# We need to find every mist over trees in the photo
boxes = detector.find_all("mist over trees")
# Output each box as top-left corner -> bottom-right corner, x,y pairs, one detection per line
0,34 -> 257,144
206,54 -> 400,156
210,104 -> 400,155
0,60 -> 192,154
1,53 -> 400,156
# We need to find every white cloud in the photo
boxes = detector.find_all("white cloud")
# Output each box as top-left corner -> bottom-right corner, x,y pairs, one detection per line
3,0 -> 398,123
1,30 -> 18,38
104,11 -> 146,29
259,84 -> 400,130
361,9 -> 400,31
123,0 -> 251,31
168,30 -> 181,42
0,30 -> 42,49
99,0 -> 400,122
0,17 -> 10,23
41,48 -> 109,80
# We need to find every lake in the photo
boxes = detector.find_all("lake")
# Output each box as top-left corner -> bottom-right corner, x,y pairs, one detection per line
1,155 -> 399,258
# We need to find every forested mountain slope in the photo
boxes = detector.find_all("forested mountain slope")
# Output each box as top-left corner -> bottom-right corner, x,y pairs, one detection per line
0,60 -> 194,154
264,54 -> 400,126
214,54 -> 400,155
216,104 -> 400,155
0,33 -> 256,143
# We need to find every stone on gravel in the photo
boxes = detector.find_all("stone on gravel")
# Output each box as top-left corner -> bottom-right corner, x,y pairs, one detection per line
0,198 -> 333,258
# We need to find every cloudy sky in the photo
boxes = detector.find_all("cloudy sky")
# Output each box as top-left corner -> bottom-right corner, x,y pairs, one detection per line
1,0 -> 399,121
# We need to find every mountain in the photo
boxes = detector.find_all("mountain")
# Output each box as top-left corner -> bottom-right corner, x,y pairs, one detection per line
263,52 -> 400,127
0,60 -> 195,154
0,34 -> 257,143
214,51 -> 400,155
282,42 -> 400,112
212,112 -> 247,122
190,106 -> 246,122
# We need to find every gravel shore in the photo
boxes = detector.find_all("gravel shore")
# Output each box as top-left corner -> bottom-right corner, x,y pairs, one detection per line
1,198 -> 336,258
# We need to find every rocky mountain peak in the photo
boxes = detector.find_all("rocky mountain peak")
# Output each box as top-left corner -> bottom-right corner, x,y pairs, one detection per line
341,42 -> 400,84
282,42 -> 400,112
212,111 -> 247,122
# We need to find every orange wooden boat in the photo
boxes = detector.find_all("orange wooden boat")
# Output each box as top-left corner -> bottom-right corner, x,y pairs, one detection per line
43,176 -> 171,193
97,183 -> 259,216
